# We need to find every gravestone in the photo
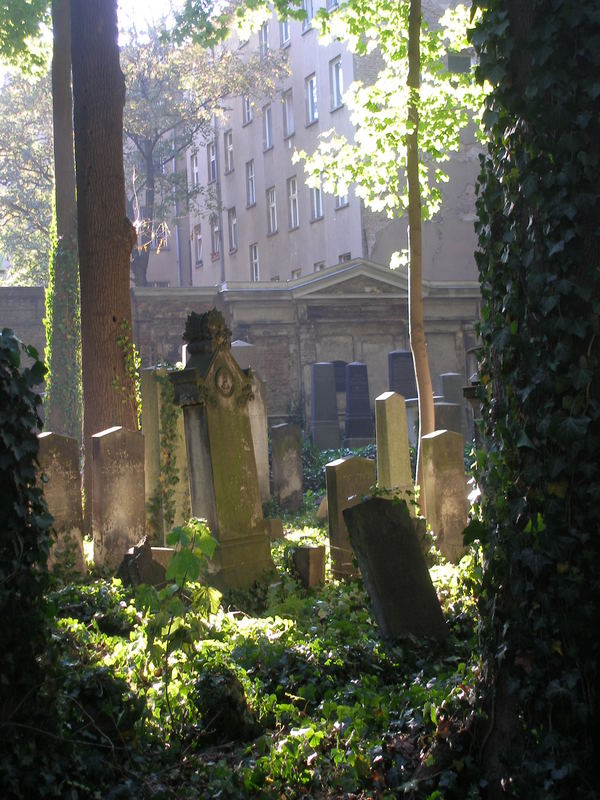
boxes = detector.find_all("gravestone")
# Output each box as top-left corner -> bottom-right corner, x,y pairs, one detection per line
271,422 -> 303,511
141,367 -> 190,544
434,401 -> 463,437
375,392 -> 414,507
421,430 -> 469,563
292,545 -> 325,588
344,497 -> 447,639
388,350 -> 417,399
169,309 -> 274,590
344,362 -> 374,447
310,362 -> 339,449
326,456 -> 375,579
37,432 -> 86,575
91,426 -> 146,571
405,397 -> 419,449
440,372 -> 468,437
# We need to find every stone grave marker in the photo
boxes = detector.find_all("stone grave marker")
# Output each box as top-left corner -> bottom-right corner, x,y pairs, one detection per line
169,309 -> 274,590
421,429 -> 469,563
91,426 -> 146,571
440,372 -> 468,437
388,350 -> 417,399
37,432 -> 86,575
271,422 -> 303,511
375,391 -> 414,507
292,545 -> 325,588
434,401 -> 463,437
141,366 -> 190,544
405,397 -> 419,449
344,362 -> 374,447
344,497 -> 447,639
326,455 -> 375,579
310,362 -> 340,449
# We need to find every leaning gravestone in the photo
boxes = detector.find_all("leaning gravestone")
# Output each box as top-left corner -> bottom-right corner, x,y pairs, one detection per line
344,497 -> 447,639
344,362 -> 374,447
37,432 -> 86,575
421,429 -> 469,563
375,391 -> 413,507
310,362 -> 340,449
91,426 -> 146,571
271,422 -> 303,511
326,456 -> 375,579
169,309 -> 274,590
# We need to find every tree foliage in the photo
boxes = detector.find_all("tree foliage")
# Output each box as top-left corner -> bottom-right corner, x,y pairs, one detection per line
0,0 -> 49,72
471,1 -> 600,795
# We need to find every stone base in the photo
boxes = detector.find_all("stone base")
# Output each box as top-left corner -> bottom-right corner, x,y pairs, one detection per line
208,529 -> 276,591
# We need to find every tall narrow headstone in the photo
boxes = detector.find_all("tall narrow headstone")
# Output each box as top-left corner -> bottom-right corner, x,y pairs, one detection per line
169,309 -> 274,590
344,362 -> 374,447
388,350 -> 417,399
440,372 -> 468,438
141,367 -> 190,544
271,422 -> 303,511
37,432 -> 86,575
310,362 -> 339,449
326,456 -> 375,579
91,426 -> 146,571
405,397 -> 419,449
434,401 -> 463,436
375,392 -> 413,505
421,430 -> 468,563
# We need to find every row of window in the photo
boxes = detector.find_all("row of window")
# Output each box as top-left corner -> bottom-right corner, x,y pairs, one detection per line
258,0 -> 340,51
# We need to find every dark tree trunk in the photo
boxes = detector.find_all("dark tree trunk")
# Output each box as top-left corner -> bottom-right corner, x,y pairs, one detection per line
407,0 -> 435,499
44,0 -> 81,440
70,0 -> 138,516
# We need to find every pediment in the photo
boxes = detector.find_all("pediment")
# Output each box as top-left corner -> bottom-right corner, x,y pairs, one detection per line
290,260 -> 408,299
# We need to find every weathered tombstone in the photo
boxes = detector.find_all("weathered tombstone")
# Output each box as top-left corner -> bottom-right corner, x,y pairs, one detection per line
169,309 -> 274,590
388,349 -> 417,399
344,362 -> 374,447
326,456 -> 375,579
344,497 -> 447,639
141,367 -> 190,544
440,372 -> 468,437
310,362 -> 340,449
37,432 -> 86,575
375,391 -> 414,506
434,401 -> 463,437
271,422 -> 303,511
91,426 -> 146,571
421,430 -> 469,563
292,545 -> 326,588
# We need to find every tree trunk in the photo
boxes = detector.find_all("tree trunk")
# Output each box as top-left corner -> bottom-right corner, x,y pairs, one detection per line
44,0 -> 81,441
407,0 -> 435,501
70,0 -> 138,518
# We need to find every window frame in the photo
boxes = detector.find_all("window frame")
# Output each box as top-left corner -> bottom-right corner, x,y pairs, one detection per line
283,89 -> 295,138
223,130 -> 234,173
301,0 -> 313,32
266,186 -> 278,234
227,207 -> 238,252
242,95 -> 253,125
207,141 -> 217,183
259,21 -> 269,57
250,242 -> 260,281
246,159 -> 256,207
210,214 -> 220,259
329,56 -> 344,110
280,19 -> 290,46
194,223 -> 203,265
287,176 -> 300,229
305,73 -> 318,124
310,184 -> 323,221
191,152 -> 199,188
263,103 -> 273,151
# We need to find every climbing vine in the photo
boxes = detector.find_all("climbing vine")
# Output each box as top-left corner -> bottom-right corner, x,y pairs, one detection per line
469,2 -> 600,795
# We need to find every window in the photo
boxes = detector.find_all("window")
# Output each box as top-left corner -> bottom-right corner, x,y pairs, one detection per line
287,176 -> 299,229
266,187 -> 277,234
263,104 -> 273,150
335,192 -> 349,208
314,260 -> 326,271
207,141 -> 217,183
242,96 -> 253,125
339,251 -> 352,263
305,73 -> 318,124
250,243 -> 260,281
302,0 -> 313,31
246,160 -> 256,206
311,185 -> 323,220
224,130 -> 233,173
191,153 -> 199,187
282,89 -> 294,137
259,22 -> 269,57
291,268 -> 302,280
194,223 -> 203,264
280,19 -> 290,46
210,215 -> 220,258
329,56 -> 343,109
227,207 -> 238,251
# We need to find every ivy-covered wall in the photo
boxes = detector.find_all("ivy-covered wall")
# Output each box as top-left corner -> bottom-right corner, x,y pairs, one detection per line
471,1 -> 600,795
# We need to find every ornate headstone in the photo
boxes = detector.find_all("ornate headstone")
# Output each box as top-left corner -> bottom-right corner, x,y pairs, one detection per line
91,426 -> 146,571
344,362 -> 374,447
326,455 -> 375,579
271,422 -> 303,511
169,309 -> 274,590
37,432 -> 86,575
310,362 -> 339,449
388,350 -> 417,399
421,429 -> 469,563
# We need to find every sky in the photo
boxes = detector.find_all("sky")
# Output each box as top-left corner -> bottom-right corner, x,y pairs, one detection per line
118,0 -> 183,36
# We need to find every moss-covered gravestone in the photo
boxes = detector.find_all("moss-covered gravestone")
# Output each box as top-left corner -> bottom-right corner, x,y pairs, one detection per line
170,309 -> 275,590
